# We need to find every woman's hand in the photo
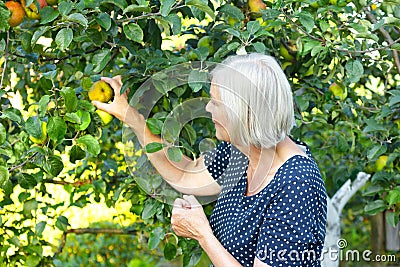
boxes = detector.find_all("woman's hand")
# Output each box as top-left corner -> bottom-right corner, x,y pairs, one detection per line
92,76 -> 131,123
171,195 -> 213,241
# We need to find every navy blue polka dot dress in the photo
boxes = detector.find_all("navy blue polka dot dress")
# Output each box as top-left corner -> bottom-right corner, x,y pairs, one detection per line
204,140 -> 327,266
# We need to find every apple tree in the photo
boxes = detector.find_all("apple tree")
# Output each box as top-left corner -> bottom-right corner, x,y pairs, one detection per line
0,0 -> 399,265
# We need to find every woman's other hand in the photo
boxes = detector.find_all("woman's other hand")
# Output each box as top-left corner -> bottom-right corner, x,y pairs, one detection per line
92,75 -> 130,123
171,195 -> 213,241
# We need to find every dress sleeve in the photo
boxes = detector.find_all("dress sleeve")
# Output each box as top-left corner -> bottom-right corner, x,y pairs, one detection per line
203,141 -> 231,186
255,180 -> 324,266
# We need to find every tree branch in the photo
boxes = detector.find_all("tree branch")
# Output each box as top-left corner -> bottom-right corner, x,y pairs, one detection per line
366,12 -> 400,74
8,152 -> 38,173
0,30 -> 10,90
116,4 -> 186,23
53,228 -> 139,258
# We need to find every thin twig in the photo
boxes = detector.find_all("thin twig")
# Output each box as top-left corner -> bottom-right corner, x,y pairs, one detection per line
116,4 -> 186,23
335,36 -> 400,54
8,152 -> 38,173
0,30 -> 10,89
366,12 -> 400,74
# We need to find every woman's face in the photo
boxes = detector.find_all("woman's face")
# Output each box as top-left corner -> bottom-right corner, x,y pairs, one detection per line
205,84 -> 230,142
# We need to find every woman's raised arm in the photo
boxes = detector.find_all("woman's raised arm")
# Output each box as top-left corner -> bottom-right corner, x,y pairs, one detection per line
92,76 -> 221,196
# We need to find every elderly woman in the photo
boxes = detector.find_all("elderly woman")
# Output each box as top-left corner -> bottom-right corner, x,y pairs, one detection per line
93,53 -> 327,267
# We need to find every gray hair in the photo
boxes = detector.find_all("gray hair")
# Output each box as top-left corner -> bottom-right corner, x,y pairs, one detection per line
210,53 -> 295,149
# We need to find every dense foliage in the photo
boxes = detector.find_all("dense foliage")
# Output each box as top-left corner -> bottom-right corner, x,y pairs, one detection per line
0,0 -> 399,265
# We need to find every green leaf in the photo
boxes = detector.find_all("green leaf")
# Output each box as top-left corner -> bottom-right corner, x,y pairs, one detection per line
123,23 -> 144,43
183,124 -> 197,146
148,226 -> 165,249
40,7 -> 59,24
64,113 -> 81,124
101,0 -> 128,10
58,1 -> 73,16
386,211 -> 399,227
142,199 -> 160,219
218,4 -> 244,20
1,109 -> 21,123
77,110 -> 91,130
164,242 -> 177,260
387,189 -> 400,206
167,146 -> 183,162
144,142 -> 164,153
35,221 -> 46,236
355,33 -> 379,42
364,199 -> 387,215
45,156 -> 64,177
67,13 -> 88,28
188,69 -> 208,92
0,5 -> 10,32
60,87 -> 77,112
56,28 -> 73,51
26,116 -> 43,139
38,95 -> 50,117
0,123 -> 6,145
31,26 -> 51,48
362,185 -> 384,197
363,119 -> 386,133
147,118 -> 163,134
81,77 -> 93,91
345,60 -> 364,83
26,255 -> 40,267
160,0 -> 176,17
0,166 -> 9,188
96,13 -> 112,30
23,199 -> 38,216
247,21 -> 261,35
165,13 -> 181,35
18,173 -> 37,190
77,135 -> 101,156
299,12 -> 314,33
367,145 -> 387,160
186,0 -> 215,20
69,145 -> 86,163
92,49 -> 111,73
123,4 -> 152,13
47,116 -> 67,142
55,216 -> 70,232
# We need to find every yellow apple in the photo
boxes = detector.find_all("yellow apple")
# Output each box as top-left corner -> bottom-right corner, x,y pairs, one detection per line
88,81 -> 114,103
29,121 -> 47,144
96,110 -> 113,126
329,82 -> 347,100
375,155 -> 388,172
248,0 -> 266,13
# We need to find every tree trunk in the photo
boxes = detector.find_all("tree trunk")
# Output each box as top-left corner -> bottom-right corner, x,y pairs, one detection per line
371,212 -> 385,267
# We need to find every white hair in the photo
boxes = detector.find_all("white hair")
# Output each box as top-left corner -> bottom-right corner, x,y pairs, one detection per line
210,53 -> 295,149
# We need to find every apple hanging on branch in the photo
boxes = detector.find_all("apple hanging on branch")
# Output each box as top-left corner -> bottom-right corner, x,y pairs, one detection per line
5,1 -> 25,27
20,0 -> 47,20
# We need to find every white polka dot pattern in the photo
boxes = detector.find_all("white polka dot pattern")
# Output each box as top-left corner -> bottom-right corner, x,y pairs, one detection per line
204,141 -> 327,266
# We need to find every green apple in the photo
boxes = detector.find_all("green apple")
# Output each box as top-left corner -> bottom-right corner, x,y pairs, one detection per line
29,121 -> 47,144
197,36 -> 215,55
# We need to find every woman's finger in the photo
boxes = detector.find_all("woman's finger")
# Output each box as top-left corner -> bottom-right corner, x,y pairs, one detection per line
101,76 -> 122,96
183,195 -> 201,208
92,101 -> 111,113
